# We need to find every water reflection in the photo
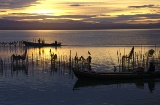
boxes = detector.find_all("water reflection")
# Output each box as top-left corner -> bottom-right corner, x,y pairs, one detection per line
11,63 -> 28,76
0,46 -> 160,77
73,79 -> 159,93
0,63 -> 74,80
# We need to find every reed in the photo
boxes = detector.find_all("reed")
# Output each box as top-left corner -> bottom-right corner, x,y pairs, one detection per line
0,46 -> 160,74
120,46 -> 160,72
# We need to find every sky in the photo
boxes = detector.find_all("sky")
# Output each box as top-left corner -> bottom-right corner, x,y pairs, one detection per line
0,0 -> 160,24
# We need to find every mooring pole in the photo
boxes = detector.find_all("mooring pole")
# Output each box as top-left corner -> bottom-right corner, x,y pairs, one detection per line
69,50 -> 71,68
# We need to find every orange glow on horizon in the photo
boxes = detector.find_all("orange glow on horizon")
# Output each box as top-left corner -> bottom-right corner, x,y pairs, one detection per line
0,0 -> 159,24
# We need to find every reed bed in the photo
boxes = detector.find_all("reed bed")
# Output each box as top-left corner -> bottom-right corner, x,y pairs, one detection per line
116,46 -> 160,72
0,45 -> 160,75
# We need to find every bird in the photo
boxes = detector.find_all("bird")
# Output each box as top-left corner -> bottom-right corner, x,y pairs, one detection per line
88,51 -> 91,55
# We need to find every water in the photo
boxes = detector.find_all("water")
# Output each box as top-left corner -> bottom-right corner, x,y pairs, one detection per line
0,29 -> 160,46
0,29 -> 160,105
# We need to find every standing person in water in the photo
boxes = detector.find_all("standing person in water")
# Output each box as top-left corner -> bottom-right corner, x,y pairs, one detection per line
38,38 -> 40,43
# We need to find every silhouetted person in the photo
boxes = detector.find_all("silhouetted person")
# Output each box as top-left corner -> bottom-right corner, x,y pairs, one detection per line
87,56 -> 92,64
55,41 -> 57,45
38,38 -> 40,43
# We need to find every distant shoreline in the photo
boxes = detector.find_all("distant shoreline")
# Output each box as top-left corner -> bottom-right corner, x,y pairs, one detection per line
0,28 -> 159,30
0,19 -> 160,30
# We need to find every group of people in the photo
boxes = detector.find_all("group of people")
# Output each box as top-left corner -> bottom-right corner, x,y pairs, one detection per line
38,38 -> 45,44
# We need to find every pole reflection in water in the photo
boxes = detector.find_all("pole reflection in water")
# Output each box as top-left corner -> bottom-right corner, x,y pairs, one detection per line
0,46 -> 76,78
11,63 -> 28,76
0,47 -> 159,92
73,79 -> 158,93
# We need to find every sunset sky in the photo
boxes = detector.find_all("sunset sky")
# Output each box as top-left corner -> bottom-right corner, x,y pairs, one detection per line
0,0 -> 160,24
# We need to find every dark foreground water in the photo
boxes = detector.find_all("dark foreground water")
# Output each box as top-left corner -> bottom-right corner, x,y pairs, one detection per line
0,29 -> 160,105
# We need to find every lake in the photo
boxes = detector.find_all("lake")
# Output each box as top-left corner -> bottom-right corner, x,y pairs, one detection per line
0,29 -> 160,105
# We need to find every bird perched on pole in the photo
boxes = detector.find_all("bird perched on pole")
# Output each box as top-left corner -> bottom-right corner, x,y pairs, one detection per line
88,51 -> 91,55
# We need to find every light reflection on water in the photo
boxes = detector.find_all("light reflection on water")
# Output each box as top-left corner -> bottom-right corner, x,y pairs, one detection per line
0,29 -> 160,46
0,46 -> 160,105
1,46 -> 159,72
0,46 -> 160,77
0,29 -> 160,105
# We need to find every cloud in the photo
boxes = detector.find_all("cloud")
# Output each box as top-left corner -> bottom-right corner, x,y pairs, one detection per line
83,14 -> 160,24
1,12 -> 160,24
61,1 -> 105,7
112,10 -> 123,12
136,14 -> 160,19
70,4 -> 83,7
128,4 -> 159,8
115,14 -> 160,21
131,12 -> 143,13
0,0 -> 39,9
1,13 -> 95,22
0,11 -> 7,12
99,14 -> 110,17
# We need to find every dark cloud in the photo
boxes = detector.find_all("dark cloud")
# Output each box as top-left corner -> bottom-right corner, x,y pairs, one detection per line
70,4 -> 83,7
0,11 -> 6,12
1,12 -> 160,24
99,14 -> 110,16
10,13 -> 54,15
58,15 -> 96,18
137,14 -> 160,19
112,14 -> 160,23
128,4 -> 156,8
0,0 -> 39,9
150,9 -> 160,14
112,10 -> 123,12
1,14 -> 95,21
64,2 -> 104,4
85,14 -> 160,24
61,2 -> 105,7
131,12 -> 143,13
116,14 -> 160,21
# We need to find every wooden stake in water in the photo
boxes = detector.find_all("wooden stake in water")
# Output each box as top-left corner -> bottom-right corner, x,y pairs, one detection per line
69,50 -> 71,68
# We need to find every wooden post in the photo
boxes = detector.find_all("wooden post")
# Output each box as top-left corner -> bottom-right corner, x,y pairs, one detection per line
133,50 -> 134,69
69,50 -> 71,68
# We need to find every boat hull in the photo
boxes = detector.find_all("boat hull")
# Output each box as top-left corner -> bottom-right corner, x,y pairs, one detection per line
73,69 -> 160,80
23,41 -> 61,47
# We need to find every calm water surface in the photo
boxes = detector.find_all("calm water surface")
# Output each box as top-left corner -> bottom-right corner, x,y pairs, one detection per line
0,29 -> 160,105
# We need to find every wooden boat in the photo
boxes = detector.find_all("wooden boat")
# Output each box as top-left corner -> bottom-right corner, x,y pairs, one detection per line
73,68 -> 160,80
23,41 -> 61,47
